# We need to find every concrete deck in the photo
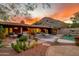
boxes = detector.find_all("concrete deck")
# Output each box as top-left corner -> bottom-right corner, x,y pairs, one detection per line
46,45 -> 79,56
0,44 -> 49,56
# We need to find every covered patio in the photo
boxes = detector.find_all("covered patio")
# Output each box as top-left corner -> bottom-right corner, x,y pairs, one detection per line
0,22 -> 58,37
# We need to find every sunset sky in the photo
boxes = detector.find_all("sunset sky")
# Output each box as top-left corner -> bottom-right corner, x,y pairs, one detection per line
51,4 -> 79,21
29,3 -> 79,23
1,3 -> 79,24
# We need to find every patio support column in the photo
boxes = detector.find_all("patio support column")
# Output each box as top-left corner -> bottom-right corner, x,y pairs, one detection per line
8,28 -> 10,34
48,28 -> 52,34
20,27 -> 23,34
5,27 -> 9,35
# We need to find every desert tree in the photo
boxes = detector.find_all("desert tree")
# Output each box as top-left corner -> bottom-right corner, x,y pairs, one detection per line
70,12 -> 79,28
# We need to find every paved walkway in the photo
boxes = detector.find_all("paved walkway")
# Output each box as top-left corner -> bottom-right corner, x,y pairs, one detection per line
0,47 -> 18,56
0,44 -> 49,56
1,37 -> 79,56
46,46 -> 79,56
1,44 -> 79,56
3,37 -> 16,47
17,44 -> 49,56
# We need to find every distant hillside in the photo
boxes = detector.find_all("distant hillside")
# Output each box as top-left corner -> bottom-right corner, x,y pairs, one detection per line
33,17 -> 67,28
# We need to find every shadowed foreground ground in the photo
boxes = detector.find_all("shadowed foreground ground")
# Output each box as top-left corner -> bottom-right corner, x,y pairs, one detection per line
1,44 -> 79,56
46,46 -> 79,56
0,44 -> 49,56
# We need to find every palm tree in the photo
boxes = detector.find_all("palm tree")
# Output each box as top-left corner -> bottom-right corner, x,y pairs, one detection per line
70,12 -> 79,28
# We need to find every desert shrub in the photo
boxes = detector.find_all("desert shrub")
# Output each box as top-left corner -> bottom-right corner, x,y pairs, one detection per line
0,26 -> 6,39
11,41 -> 28,52
22,41 -> 27,50
11,35 -> 28,53
11,43 -> 22,53
14,44 -> 22,53
29,40 -> 37,48
0,39 -> 2,44
19,35 -> 28,50
11,43 -> 15,48
0,26 -> 6,48
11,35 -> 38,53
18,41 -> 23,50
19,35 -> 28,42
0,44 -> 3,48
0,39 -> 3,48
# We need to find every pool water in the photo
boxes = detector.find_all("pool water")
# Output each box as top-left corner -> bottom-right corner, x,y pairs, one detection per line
63,35 -> 75,41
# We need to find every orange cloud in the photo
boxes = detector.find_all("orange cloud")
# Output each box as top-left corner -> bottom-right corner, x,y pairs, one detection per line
9,16 -> 40,25
8,4 -> 79,24
51,4 -> 79,21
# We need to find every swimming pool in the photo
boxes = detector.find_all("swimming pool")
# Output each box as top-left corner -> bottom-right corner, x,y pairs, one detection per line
63,35 -> 75,41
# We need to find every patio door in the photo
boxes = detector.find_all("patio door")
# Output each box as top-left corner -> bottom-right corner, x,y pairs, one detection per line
48,28 -> 52,34
13,27 -> 20,34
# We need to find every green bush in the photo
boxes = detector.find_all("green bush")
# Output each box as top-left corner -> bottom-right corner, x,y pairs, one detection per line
17,40 -> 26,50
11,39 -> 28,53
11,35 -> 37,53
18,41 -> 23,50
19,35 -> 28,42
11,43 -> 22,53
18,35 -> 28,50
22,41 -> 27,50
11,43 -> 15,48
0,44 -> 3,48
29,40 -> 37,48
0,39 -> 3,48
14,44 -> 22,53
0,26 -> 6,39
0,39 -> 2,44
0,40 -> 3,48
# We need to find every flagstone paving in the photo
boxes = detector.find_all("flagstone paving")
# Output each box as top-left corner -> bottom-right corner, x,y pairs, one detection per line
1,37 -> 79,56
0,47 -> 18,56
17,44 -> 49,56
1,44 -> 79,56
46,45 -> 79,56
0,44 -> 49,56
